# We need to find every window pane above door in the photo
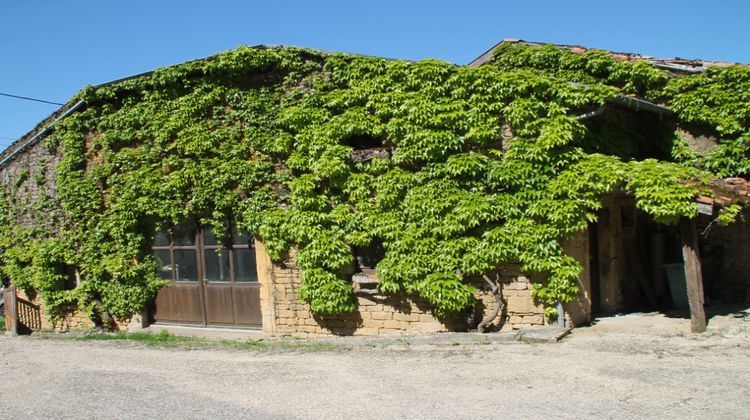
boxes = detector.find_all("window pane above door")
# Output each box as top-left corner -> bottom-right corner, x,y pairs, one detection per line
154,249 -> 173,280
234,231 -> 252,246
204,249 -> 230,282
173,249 -> 198,282
153,231 -> 170,247
234,248 -> 258,282
203,228 -> 220,246
172,224 -> 196,246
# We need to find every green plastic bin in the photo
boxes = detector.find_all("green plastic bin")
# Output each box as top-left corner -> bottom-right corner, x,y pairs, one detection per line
663,263 -> 689,309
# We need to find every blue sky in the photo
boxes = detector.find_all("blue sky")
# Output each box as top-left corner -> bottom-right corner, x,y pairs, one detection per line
2,0 -> 749,149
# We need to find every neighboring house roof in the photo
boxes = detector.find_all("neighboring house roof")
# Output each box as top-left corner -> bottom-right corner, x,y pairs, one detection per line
468,38 -> 746,73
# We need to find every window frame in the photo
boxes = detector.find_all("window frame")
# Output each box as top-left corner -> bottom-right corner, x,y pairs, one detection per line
152,225 -> 258,284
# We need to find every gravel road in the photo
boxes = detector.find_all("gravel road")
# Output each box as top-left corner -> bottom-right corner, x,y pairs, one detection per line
1,312 -> 749,419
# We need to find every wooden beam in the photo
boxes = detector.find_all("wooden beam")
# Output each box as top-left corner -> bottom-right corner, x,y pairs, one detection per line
3,285 -> 18,335
680,218 -> 707,333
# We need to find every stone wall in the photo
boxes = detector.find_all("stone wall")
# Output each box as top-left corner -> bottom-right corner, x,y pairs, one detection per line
0,132 -> 62,230
0,130 -> 90,332
256,242 -> 549,336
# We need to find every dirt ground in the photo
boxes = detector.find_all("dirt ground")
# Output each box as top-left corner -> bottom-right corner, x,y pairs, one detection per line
2,308 -> 749,419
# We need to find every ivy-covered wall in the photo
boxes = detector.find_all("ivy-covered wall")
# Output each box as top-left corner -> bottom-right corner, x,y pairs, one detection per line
256,243 -> 552,335
1,42 -> 747,328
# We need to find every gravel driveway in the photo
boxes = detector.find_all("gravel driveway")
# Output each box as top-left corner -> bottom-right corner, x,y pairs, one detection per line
2,311 -> 749,419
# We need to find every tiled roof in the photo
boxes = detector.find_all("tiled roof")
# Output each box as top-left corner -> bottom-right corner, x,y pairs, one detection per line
697,178 -> 750,208
469,39 -> 747,72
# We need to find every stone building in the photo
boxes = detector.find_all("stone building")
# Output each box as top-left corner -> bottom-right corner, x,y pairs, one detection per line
2,39 -> 749,336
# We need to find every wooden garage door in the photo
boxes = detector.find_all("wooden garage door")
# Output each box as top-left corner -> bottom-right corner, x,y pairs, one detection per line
153,225 -> 261,328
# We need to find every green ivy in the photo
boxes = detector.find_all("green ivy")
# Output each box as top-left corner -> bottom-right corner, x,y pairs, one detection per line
2,43 -> 744,324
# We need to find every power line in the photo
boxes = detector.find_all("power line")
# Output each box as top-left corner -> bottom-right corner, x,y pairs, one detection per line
0,92 -> 64,106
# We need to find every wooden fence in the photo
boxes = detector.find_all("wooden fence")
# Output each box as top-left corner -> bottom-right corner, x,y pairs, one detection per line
3,285 -> 42,335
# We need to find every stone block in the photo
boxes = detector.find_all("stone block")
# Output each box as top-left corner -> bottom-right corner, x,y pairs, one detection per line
299,325 -> 320,334
363,320 -> 385,329
301,311 -> 315,319
357,297 -> 376,307
524,315 -> 544,325
419,314 -> 437,323
383,320 -> 405,330
358,311 -> 371,320
275,324 -> 295,333
276,310 -> 295,319
393,312 -> 420,322
370,312 -> 392,321
501,289 -> 523,297
507,296 -> 534,313
409,304 -> 425,314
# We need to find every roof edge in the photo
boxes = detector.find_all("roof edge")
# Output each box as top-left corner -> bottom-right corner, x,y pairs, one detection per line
467,38 -> 747,72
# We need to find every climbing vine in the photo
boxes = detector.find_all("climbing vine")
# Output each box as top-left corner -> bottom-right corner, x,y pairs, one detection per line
1,42 -> 746,323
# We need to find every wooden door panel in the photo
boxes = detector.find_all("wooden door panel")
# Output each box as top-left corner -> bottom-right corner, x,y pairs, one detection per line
233,284 -> 262,327
204,284 -> 235,325
154,284 -> 204,324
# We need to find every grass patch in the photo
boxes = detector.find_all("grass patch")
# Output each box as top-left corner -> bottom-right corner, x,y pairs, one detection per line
79,330 -> 203,345
0,315 -> 5,331
54,330 -> 348,352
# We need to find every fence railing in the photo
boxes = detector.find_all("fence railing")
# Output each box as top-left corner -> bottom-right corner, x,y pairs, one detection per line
3,285 -> 42,334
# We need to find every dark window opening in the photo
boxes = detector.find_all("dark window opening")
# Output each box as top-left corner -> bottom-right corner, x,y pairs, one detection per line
351,239 -> 385,284
62,264 -> 78,291
580,105 -> 676,161
343,134 -> 383,149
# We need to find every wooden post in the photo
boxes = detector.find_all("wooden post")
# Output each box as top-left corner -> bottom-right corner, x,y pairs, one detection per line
680,218 -> 707,333
3,285 -> 18,335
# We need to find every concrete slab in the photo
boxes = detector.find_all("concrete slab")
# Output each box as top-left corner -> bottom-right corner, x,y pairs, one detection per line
515,325 -> 571,343
147,324 -> 263,341
147,325 -> 517,349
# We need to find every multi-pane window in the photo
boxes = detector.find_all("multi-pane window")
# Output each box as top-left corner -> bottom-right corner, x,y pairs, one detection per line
202,230 -> 258,283
152,224 -> 258,283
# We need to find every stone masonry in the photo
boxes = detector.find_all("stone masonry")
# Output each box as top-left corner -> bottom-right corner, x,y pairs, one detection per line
255,242 -> 549,336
